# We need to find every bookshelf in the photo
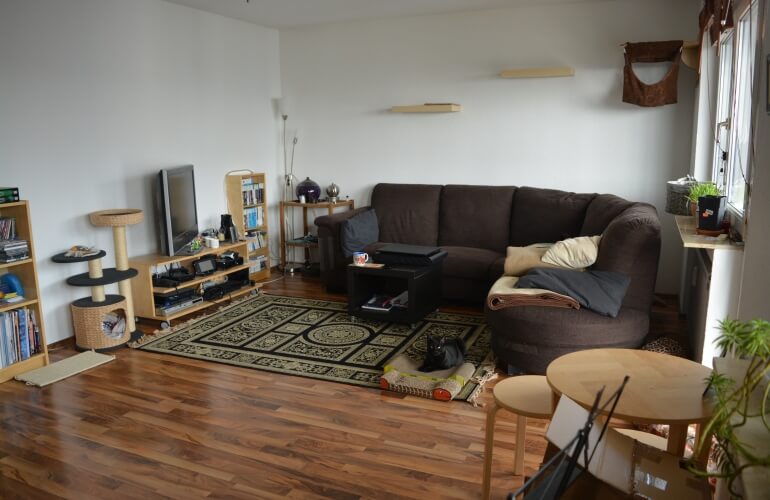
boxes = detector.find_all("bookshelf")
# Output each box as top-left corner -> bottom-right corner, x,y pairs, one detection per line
225,172 -> 271,281
0,201 -> 49,383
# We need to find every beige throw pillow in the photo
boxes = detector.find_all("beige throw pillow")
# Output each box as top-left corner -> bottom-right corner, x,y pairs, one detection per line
503,243 -> 558,276
541,235 -> 602,269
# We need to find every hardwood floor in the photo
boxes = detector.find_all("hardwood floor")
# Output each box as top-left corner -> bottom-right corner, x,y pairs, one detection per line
0,271 -> 685,499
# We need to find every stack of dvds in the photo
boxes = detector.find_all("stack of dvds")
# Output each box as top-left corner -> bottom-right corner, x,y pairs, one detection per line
0,240 -> 29,263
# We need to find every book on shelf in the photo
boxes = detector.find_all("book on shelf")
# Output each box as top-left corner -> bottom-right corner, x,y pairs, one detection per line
390,290 -> 409,310
0,218 -> 17,240
248,254 -> 268,273
242,206 -> 264,230
0,308 -> 40,369
361,294 -> 394,312
0,294 -> 24,304
0,187 -> 19,204
0,239 -> 29,263
245,231 -> 267,252
241,179 -> 265,206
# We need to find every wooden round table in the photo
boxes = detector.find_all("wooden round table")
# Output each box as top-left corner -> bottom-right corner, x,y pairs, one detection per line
546,348 -> 714,457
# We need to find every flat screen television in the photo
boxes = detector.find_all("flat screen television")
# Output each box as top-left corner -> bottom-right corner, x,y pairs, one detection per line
156,165 -> 199,257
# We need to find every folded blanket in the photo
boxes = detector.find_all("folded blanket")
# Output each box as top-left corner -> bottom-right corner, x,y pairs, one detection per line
515,268 -> 630,318
486,276 -> 580,311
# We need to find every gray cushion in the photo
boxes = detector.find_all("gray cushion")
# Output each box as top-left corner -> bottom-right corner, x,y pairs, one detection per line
515,268 -> 630,318
341,209 -> 379,257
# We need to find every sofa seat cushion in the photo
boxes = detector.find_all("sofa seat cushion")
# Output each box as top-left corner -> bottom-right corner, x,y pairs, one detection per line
441,246 -> 504,281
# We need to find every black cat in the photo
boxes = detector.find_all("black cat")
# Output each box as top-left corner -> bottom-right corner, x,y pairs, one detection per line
419,335 -> 466,372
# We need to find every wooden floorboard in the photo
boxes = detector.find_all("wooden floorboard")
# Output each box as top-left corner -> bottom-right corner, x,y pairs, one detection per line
0,271 -> 686,499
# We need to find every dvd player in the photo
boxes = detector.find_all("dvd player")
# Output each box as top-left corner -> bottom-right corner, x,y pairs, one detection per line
155,296 -> 203,316
154,288 -> 196,307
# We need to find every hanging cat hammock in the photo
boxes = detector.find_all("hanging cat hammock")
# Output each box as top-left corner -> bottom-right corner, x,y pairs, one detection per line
622,40 -> 684,107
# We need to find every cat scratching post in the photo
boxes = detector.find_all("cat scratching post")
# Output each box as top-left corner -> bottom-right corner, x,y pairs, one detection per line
89,209 -> 144,337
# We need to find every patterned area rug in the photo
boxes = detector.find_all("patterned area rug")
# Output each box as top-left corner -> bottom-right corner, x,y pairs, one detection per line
137,294 -> 492,401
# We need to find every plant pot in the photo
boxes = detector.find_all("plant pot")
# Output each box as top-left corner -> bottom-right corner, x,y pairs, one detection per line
697,195 -> 726,231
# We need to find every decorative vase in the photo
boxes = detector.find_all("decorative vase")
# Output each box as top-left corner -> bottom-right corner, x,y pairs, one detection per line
326,183 -> 340,203
296,177 -> 321,203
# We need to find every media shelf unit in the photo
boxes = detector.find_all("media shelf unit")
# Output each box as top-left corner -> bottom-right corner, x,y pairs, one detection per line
225,172 -> 271,282
0,200 -> 49,383
129,241 -> 262,326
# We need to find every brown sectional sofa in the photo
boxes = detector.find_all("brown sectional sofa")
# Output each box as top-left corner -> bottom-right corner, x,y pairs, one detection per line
314,183 -> 661,373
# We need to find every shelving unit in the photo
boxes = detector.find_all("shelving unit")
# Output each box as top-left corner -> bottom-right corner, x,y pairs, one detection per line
279,200 -> 355,270
390,104 -> 461,113
0,201 -> 49,383
225,172 -> 270,281
499,67 -> 575,78
129,241 -> 261,326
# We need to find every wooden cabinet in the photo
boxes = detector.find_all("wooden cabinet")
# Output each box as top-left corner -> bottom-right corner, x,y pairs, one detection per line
0,201 -> 49,383
129,241 -> 261,326
225,172 -> 271,281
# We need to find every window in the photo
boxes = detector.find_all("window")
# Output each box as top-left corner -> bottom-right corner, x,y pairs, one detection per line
712,0 -> 759,215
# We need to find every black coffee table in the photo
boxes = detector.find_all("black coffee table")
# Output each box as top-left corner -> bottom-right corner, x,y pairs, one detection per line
347,251 -> 447,324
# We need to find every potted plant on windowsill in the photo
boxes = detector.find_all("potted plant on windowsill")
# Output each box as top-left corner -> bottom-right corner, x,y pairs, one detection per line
687,182 -> 725,232
689,318 -> 770,499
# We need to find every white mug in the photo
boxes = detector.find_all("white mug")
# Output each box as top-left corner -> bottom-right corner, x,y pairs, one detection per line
353,252 -> 369,266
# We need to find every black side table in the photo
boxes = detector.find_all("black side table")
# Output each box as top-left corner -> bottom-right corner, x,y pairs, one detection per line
347,252 -> 447,324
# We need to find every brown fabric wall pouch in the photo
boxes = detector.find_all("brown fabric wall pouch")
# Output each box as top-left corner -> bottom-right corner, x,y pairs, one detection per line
622,40 -> 684,107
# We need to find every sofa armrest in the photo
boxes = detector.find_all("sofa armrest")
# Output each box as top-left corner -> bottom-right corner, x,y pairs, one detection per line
314,206 -> 371,290
314,206 -> 370,234
593,203 -> 661,312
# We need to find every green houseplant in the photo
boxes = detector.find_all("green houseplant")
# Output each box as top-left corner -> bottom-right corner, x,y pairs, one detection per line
687,182 -> 722,216
690,318 -> 770,498
687,182 -> 722,204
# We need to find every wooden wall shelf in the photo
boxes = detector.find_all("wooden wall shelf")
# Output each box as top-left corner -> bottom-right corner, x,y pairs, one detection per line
499,67 -> 575,79
390,104 -> 461,113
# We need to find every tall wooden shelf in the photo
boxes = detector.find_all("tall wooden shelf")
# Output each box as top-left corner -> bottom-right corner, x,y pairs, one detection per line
0,201 -> 49,383
225,172 -> 271,282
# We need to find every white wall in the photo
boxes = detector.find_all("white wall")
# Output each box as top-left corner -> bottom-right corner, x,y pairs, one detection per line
280,0 -> 700,293
0,0 -> 282,343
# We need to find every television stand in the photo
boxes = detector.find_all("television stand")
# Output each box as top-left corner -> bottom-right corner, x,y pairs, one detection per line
129,240 -> 262,327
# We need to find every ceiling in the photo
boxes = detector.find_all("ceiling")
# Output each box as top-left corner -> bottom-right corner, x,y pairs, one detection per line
164,0 -> 616,29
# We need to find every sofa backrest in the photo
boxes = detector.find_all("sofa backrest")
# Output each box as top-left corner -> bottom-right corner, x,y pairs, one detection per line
438,185 -> 516,252
580,194 -> 634,236
509,187 -> 596,246
593,203 -> 661,311
371,183 -> 443,246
